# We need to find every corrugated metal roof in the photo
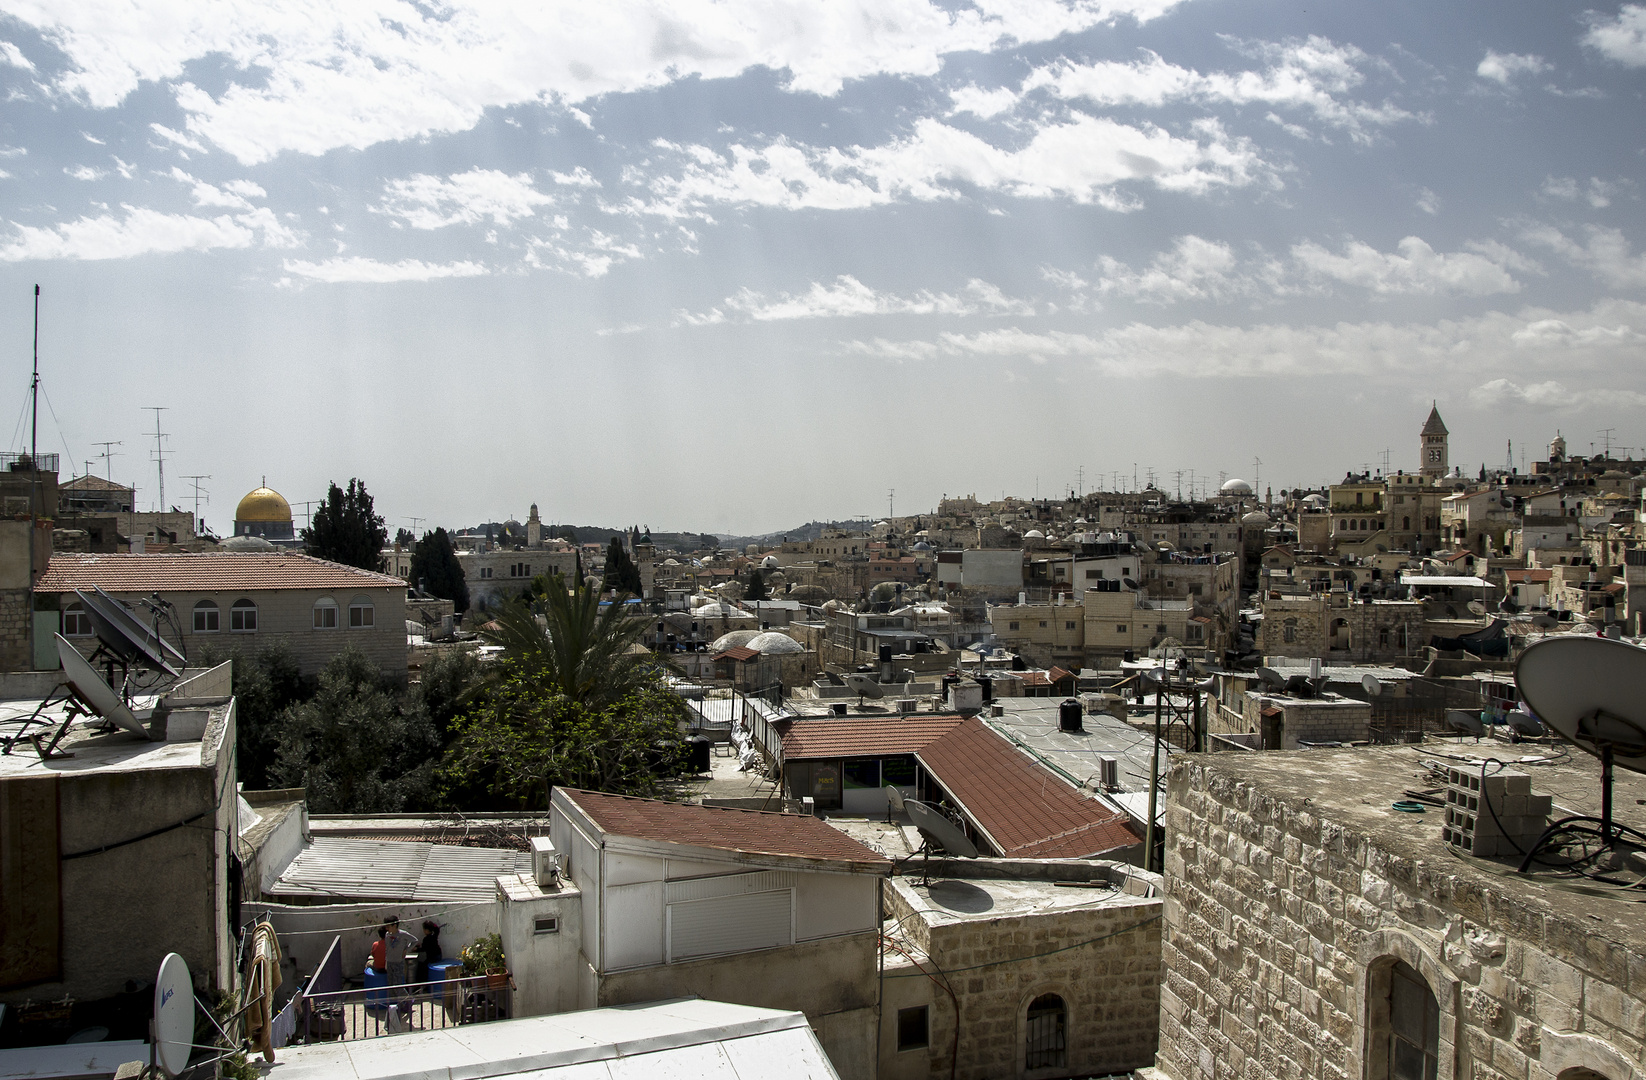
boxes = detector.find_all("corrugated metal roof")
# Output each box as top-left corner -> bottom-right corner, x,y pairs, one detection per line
36,552 -> 406,594
268,837 -> 527,901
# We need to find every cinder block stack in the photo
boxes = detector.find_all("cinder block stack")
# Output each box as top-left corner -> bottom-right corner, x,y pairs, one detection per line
1441,766 -> 1553,856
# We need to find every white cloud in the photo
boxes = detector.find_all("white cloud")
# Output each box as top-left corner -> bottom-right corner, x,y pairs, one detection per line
64,164 -> 105,181
0,41 -> 33,71
168,167 -> 266,210
1416,188 -> 1439,215
1093,235 -> 1245,303
1523,224 -> 1646,289
149,123 -> 205,152
1475,50 -> 1550,84
9,0 -> 1190,164
527,229 -> 644,278
282,256 -> 489,283
842,299 -> 1646,379
1291,235 -> 1521,295
1469,378 -> 1646,410
1541,175 -> 1623,208
377,169 -> 554,229
682,275 -> 1031,324
80,131 -> 103,144
948,84 -> 1019,118
1583,5 -> 1646,66
638,113 -> 1263,216
1022,37 -> 1418,142
0,204 -> 297,261
550,167 -> 600,188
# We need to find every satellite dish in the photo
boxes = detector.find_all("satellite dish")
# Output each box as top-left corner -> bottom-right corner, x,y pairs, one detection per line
1257,667 -> 1286,689
1506,707 -> 1544,738
57,635 -> 148,739
885,785 -> 907,813
1121,577 -> 1138,590
1516,637 -> 1646,774
1531,613 -> 1558,630
905,799 -> 979,858
1361,674 -> 1383,696
76,587 -> 184,678
1446,709 -> 1485,738
153,952 -> 193,1077
843,674 -> 885,699
1468,600 -> 1487,616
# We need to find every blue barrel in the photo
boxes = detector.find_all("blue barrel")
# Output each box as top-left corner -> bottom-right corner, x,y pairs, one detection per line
364,966 -> 387,1011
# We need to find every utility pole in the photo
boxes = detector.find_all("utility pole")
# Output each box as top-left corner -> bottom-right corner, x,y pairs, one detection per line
93,441 -> 122,479
181,475 -> 210,532
144,407 -> 169,512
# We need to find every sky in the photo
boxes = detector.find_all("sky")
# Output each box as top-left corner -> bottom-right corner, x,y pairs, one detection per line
0,0 -> 1643,538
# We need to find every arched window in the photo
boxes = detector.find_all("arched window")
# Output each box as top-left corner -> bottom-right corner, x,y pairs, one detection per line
1025,993 -> 1066,1069
1367,958 -> 1438,1080
230,599 -> 258,632
313,598 -> 338,629
193,600 -> 220,633
1557,1070 -> 1616,1080
349,599 -> 375,628
63,602 -> 93,637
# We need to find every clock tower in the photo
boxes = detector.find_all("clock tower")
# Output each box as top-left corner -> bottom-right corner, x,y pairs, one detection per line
1420,404 -> 1449,480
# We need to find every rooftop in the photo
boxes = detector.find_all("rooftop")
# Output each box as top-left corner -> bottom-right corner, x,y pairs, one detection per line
268,836 -> 529,902
779,713 -> 965,761
917,717 -> 1140,859
0,694 -> 231,779
982,699 -> 1165,796
36,552 -> 406,594
557,788 -> 892,871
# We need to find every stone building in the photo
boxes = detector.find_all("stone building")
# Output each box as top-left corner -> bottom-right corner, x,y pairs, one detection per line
1258,594 -> 1425,662
1151,748 -> 1646,1080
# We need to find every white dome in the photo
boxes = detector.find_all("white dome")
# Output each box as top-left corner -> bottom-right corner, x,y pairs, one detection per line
747,631 -> 804,655
1302,493 -> 1327,507
1073,517 -> 1088,524
1241,510 -> 1271,525
711,630 -> 761,651
822,600 -> 843,614
661,557 -> 680,566
1221,478 -> 1253,495
695,602 -> 749,620
761,555 -> 779,569
1024,529 -> 1045,539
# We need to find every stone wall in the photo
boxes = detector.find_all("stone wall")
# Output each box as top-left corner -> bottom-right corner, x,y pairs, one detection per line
1155,757 -> 1646,1080
884,878 -> 1163,1080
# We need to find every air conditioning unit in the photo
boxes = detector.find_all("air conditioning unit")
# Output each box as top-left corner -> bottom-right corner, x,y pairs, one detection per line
531,836 -> 560,887
896,698 -> 918,714
1099,756 -> 1120,790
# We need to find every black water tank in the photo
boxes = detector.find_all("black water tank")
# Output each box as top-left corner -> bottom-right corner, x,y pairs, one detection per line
879,644 -> 894,664
1059,698 -> 1083,733
688,737 -> 712,773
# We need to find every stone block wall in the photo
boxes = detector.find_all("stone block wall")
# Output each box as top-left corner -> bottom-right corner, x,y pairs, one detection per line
885,880 -> 1163,1080
1156,758 -> 1646,1080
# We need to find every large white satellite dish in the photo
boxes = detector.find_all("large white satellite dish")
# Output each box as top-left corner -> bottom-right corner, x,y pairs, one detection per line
153,952 -> 194,1077
57,634 -> 148,739
905,799 -> 979,858
1361,674 -> 1383,697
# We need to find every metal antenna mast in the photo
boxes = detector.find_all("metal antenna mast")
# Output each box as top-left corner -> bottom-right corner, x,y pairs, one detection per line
181,475 -> 210,531
144,407 -> 169,512
405,516 -> 425,534
93,441 -> 122,479
887,489 -> 894,520
29,286 -> 40,524
1252,457 -> 1262,497
1598,427 -> 1616,459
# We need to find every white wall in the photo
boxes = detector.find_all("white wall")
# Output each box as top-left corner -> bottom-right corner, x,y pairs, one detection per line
243,900 -> 498,986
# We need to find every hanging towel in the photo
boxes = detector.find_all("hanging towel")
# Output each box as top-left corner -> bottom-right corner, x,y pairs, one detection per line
244,921 -> 285,1062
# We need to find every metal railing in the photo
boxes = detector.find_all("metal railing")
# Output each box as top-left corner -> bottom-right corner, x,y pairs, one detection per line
295,973 -> 513,1044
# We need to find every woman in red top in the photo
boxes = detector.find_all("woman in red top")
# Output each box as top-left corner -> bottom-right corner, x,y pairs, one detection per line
368,926 -> 388,974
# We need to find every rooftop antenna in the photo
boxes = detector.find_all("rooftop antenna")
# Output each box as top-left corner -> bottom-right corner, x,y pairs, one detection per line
144,406 -> 169,513
406,516 -> 425,534
295,499 -> 319,531
888,488 -> 895,520
1077,465 -> 1084,498
1172,470 -> 1184,501
1598,427 -> 1616,459
28,285 -> 42,525
1252,457 -> 1262,499
181,475 -> 209,531
1506,439 -> 1514,475
92,441 -> 122,480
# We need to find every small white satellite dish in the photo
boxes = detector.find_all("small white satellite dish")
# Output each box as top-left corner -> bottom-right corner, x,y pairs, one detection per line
1361,674 -> 1383,697
1468,600 -> 1487,616
885,785 -> 906,813
1446,709 -> 1485,738
843,674 -> 885,699
905,799 -> 979,858
153,952 -> 193,1077
57,635 -> 148,739
1515,636 -> 1646,773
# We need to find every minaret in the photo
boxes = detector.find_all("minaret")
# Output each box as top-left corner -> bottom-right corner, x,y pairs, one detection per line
1420,403 -> 1449,481
526,503 -> 542,547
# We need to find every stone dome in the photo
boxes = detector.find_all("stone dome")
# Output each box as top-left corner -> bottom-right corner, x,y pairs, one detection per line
694,602 -> 749,620
220,534 -> 277,551
822,599 -> 843,614
1221,478 -> 1253,495
1241,510 -> 1271,525
912,541 -> 933,551
1302,493 -> 1327,507
235,486 -> 292,523
761,555 -> 779,569
747,631 -> 804,655
1024,529 -> 1045,539
711,629 -> 761,652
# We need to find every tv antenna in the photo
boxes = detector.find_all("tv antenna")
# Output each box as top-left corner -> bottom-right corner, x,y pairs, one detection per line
93,441 -> 122,479
181,475 -> 210,531
887,488 -> 894,520
405,516 -> 425,534
1597,427 -> 1616,459
144,407 -> 169,512
1512,636 -> 1646,882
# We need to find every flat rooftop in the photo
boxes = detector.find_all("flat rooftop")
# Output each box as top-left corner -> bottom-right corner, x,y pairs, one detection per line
1184,744 -> 1646,941
983,698 -> 1165,796
0,696 -> 229,778
889,869 -> 1158,926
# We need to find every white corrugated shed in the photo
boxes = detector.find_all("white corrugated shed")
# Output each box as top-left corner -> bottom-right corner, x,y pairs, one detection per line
269,837 -> 528,902
271,997 -> 839,1080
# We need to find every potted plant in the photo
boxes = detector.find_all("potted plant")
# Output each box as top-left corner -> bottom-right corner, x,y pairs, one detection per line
460,933 -> 508,988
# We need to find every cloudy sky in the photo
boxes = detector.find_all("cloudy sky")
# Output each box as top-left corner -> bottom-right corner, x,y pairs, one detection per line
0,0 -> 1643,536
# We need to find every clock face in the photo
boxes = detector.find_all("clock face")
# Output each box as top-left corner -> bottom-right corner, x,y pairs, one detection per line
1427,449 -> 1442,463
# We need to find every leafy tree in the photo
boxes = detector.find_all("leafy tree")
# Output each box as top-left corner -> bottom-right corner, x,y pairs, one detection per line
393,527 -> 416,547
410,527 -> 469,612
480,583 -> 665,709
602,537 -> 643,596
405,647 -> 483,745
268,649 -> 441,813
441,661 -> 688,810
302,478 -> 389,570
746,567 -> 768,601
196,643 -> 305,790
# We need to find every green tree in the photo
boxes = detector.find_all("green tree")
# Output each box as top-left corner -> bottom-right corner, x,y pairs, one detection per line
200,643 -> 304,790
410,527 -> 470,612
393,527 -> 415,547
441,661 -> 688,810
268,649 -> 441,813
602,537 -> 643,596
302,478 -> 389,570
746,566 -> 768,601
480,583 -> 664,709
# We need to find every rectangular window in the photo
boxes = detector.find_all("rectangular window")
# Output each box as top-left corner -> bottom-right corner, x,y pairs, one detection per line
314,605 -> 337,629
350,604 -> 374,628
1115,624 -> 1127,633
533,916 -> 559,935
1085,569 -> 1102,579
194,607 -> 219,632
63,607 -> 93,636
230,605 -> 258,632
897,1006 -> 929,1051
1065,621 -> 1076,630
1009,621 -> 1019,631
1038,621 -> 1047,628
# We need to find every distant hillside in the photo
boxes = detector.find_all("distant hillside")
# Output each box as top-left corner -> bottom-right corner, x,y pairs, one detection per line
459,518 -> 874,552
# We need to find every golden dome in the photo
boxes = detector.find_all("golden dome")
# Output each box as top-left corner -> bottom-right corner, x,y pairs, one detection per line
236,486 -> 292,523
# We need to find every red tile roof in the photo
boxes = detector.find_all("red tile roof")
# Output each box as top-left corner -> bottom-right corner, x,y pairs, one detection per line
556,789 -> 891,871
36,552 -> 406,594
1505,569 -> 1553,583
61,474 -> 133,493
780,714 -> 966,761
916,717 -> 1139,859
712,646 -> 759,662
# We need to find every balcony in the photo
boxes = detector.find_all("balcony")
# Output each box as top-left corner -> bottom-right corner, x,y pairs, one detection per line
294,972 -> 514,1044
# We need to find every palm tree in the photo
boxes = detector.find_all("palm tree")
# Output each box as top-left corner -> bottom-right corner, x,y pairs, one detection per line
481,584 -> 665,710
